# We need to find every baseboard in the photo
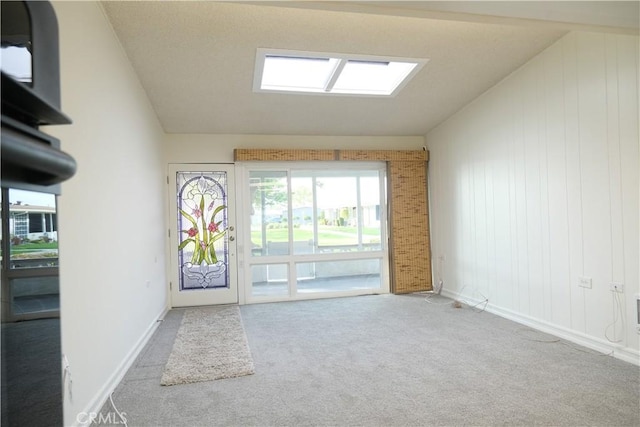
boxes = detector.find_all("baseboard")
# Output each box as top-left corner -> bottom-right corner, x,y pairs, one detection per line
71,305 -> 168,426
440,289 -> 640,366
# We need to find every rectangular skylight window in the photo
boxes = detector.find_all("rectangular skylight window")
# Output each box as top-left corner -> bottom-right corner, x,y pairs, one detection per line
254,49 -> 428,97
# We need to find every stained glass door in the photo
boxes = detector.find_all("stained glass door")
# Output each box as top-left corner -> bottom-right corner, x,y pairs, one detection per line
168,164 -> 237,307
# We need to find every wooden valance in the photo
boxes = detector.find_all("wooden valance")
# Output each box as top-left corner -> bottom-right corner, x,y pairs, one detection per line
234,149 -> 428,162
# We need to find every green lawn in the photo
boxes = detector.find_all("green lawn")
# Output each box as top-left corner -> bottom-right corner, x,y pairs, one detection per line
10,241 -> 59,254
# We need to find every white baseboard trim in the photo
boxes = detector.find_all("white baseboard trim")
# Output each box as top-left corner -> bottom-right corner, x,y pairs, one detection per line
71,306 -> 168,426
440,289 -> 640,366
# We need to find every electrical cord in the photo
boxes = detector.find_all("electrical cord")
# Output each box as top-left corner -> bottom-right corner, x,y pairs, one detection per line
424,293 -> 453,305
563,343 -> 614,357
605,290 -> 624,344
109,393 -> 129,427
424,284 -> 489,312
450,285 -> 489,312
62,355 -> 73,402
466,296 -> 489,313
516,328 -> 561,343
425,284 -> 469,305
517,327 -> 615,357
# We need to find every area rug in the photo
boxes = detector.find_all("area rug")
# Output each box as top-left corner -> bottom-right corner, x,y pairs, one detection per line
160,305 -> 255,386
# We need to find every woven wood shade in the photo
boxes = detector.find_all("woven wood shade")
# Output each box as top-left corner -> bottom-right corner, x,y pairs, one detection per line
234,148 -> 432,294
340,150 -> 428,161
388,161 -> 432,293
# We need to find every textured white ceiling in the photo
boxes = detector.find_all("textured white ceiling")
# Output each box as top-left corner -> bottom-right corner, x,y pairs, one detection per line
101,1 -> 636,136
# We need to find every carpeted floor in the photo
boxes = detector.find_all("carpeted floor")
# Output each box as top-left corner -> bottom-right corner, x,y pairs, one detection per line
102,294 -> 640,426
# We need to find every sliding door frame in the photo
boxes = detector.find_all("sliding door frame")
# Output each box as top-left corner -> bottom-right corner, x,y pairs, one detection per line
236,161 -> 390,304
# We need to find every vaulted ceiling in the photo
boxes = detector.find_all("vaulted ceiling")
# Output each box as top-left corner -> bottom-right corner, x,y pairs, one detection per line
102,1 -> 638,136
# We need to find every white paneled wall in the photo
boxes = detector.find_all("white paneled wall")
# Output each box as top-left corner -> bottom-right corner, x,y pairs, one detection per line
427,32 -> 639,363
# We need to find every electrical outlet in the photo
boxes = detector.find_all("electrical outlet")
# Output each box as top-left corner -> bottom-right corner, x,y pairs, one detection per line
610,283 -> 624,293
578,276 -> 592,289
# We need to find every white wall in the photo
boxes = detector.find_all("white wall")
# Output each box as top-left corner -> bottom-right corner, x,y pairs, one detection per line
427,31 -> 639,363
163,134 -> 425,163
46,2 -> 168,424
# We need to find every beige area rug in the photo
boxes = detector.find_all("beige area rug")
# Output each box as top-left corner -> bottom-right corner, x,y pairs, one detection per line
160,305 -> 255,386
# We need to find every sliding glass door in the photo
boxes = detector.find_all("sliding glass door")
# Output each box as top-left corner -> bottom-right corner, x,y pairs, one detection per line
1,189 -> 60,321
240,162 -> 388,302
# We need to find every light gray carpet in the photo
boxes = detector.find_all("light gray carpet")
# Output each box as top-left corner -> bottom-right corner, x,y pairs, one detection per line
160,305 -> 254,386
103,294 -> 640,426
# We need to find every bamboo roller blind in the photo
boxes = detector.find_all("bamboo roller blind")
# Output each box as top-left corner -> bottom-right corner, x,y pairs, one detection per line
387,161 -> 432,293
234,149 -> 432,294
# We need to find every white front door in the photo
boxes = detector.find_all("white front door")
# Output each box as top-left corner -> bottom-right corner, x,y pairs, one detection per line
168,164 -> 237,307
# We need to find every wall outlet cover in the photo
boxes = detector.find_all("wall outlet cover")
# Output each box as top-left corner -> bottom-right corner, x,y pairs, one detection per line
578,276 -> 592,289
609,283 -> 624,293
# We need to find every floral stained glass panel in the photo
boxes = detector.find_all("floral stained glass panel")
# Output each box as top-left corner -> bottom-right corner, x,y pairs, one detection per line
176,172 -> 229,290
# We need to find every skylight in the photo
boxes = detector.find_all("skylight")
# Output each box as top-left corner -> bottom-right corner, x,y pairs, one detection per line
254,49 -> 428,97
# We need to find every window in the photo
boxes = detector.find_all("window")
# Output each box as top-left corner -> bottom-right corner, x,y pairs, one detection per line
45,214 -> 56,232
2,189 -> 60,322
28,213 -> 43,233
8,190 -> 58,268
244,163 -> 389,301
254,49 -> 428,97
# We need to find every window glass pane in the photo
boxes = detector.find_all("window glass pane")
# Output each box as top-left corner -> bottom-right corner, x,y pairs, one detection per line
250,171 -> 289,256
43,214 -> 56,232
28,213 -> 43,233
296,259 -> 381,293
291,175 -> 315,255
312,170 -> 383,254
251,264 -> 288,297
262,56 -> 339,92
8,190 -> 58,268
316,176 -> 358,249
246,165 -> 386,301
332,60 -> 417,95
0,2 -> 33,85
10,276 -> 59,315
359,175 -> 383,250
